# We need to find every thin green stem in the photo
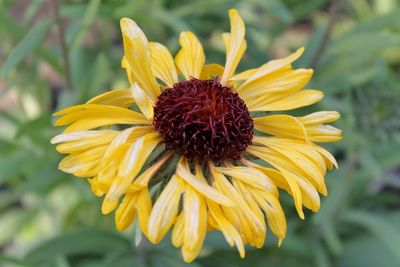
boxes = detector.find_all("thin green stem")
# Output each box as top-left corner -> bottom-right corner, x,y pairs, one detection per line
310,0 -> 341,69
52,0 -> 72,91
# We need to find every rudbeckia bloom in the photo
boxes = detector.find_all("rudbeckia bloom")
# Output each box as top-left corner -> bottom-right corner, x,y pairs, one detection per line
51,9 -> 341,262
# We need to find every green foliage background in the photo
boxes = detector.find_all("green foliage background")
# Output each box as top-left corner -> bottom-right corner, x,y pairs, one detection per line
1,0 -> 400,266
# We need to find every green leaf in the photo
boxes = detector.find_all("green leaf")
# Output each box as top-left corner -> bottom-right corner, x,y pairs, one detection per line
0,10 -> 62,74
25,228 -> 133,264
321,223 -> 343,256
296,22 -> 328,67
0,255 -> 35,267
69,0 -> 101,50
23,0 -> 45,25
0,19 -> 53,78
375,142 -> 400,168
0,209 -> 36,246
153,9 -> 189,33
339,9 -> 400,40
289,0 -> 329,19
15,157 -> 66,196
0,152 -> 33,182
312,168 -> 355,225
338,235 -> 398,267
75,251 -> 138,267
84,53 -> 111,99
341,210 -> 400,264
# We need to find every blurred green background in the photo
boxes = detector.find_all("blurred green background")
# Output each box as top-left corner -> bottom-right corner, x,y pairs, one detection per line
1,0 -> 400,266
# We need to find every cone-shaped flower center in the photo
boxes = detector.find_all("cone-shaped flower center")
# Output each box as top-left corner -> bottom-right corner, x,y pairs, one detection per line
154,78 -> 253,161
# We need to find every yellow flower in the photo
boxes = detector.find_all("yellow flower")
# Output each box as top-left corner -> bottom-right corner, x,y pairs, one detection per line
51,9 -> 341,262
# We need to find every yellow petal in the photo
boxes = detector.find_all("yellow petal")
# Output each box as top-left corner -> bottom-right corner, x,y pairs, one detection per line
215,166 -> 277,192
102,198 -> 119,214
306,125 -> 342,142
242,158 -> 304,219
54,104 -> 151,132
182,248 -> 201,263
311,144 -> 338,170
232,180 -> 266,248
51,130 -> 115,144
252,189 -> 287,240
286,170 -> 321,212
254,115 -> 308,141
262,138 -> 328,175
175,31 -> 205,80
121,56 -> 134,84
53,131 -> 118,154
120,18 -> 160,102
106,133 -> 161,202
206,200 -> 245,258
210,163 -> 265,240
200,64 -> 224,80
172,212 -> 185,247
86,89 -> 134,108
130,82 -> 154,119
239,68 -> 313,101
118,133 -> 161,178
264,168 -> 304,219
229,67 -> 258,81
64,118 -> 146,133
221,32 -> 247,81
115,193 -> 137,231
176,157 -> 234,207
299,111 -> 340,126
252,140 -> 327,195
247,146 -> 321,212
98,126 -> 154,183
135,188 -> 152,237
220,9 -> 246,85
148,175 -> 184,243
182,185 -> 207,262
50,130 -> 118,144
238,47 -> 304,91
88,177 -> 107,197
247,89 -> 323,112
59,145 -> 107,177
149,42 -> 178,87
133,152 -> 174,188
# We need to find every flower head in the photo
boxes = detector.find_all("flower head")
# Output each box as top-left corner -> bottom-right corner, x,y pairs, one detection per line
51,9 -> 341,262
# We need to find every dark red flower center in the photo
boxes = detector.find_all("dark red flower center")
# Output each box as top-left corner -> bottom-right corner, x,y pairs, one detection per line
153,78 -> 253,162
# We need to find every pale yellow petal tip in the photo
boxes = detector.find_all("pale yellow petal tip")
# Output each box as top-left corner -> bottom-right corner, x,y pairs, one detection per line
115,223 -> 127,232
228,8 -> 239,16
182,250 -> 198,263
147,233 -> 161,245
312,206 -> 321,213
180,31 -> 193,38
315,91 -> 324,102
121,56 -> 128,69
182,256 -> 193,263
332,111 -> 341,120
297,47 -> 305,55
120,17 -> 135,27
278,238 -> 284,247
115,216 -> 135,232
238,247 -> 246,258
88,179 -> 105,197
53,109 -> 67,117
320,185 -> 328,197
49,136 -> 58,144
102,199 -> 118,214
298,209 -> 305,220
